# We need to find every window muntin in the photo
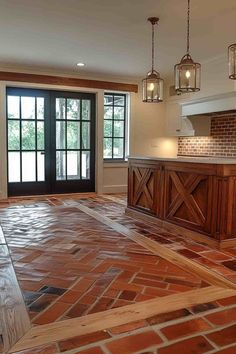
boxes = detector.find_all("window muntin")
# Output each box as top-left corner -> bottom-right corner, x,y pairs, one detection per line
103,93 -> 127,160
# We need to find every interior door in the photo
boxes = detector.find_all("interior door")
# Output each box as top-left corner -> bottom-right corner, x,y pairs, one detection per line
7,88 -> 96,196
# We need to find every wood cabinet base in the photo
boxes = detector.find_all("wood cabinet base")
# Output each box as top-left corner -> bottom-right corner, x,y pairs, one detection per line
128,158 -> 236,248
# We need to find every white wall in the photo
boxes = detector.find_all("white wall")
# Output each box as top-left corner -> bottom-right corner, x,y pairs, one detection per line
130,86 -> 178,157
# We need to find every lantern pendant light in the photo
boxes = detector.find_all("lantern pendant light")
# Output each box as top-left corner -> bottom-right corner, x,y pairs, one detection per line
228,44 -> 236,79
175,0 -> 201,93
142,17 -> 164,103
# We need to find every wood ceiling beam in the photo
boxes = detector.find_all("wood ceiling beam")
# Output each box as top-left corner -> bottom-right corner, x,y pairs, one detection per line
0,71 -> 139,93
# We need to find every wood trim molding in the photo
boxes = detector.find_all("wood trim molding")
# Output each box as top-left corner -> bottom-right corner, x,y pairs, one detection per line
10,286 -> 236,353
0,245 -> 31,353
0,71 -> 138,93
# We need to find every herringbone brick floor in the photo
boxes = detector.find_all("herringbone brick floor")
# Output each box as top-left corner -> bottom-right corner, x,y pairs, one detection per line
0,199 -> 208,326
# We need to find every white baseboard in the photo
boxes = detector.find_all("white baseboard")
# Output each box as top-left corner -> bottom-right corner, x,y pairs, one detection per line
103,184 -> 127,194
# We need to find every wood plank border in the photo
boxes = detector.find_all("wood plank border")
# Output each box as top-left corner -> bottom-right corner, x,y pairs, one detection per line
76,204 -> 236,290
0,71 -> 138,93
0,245 -> 31,353
9,286 -> 236,353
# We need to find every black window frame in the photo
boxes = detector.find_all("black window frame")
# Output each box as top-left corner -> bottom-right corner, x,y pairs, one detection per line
103,92 -> 128,161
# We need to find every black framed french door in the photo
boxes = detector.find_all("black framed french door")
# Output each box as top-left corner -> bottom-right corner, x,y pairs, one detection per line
7,87 -> 96,196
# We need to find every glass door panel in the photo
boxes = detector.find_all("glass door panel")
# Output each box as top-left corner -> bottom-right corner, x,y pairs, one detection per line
7,88 -> 49,196
51,91 -> 95,193
7,88 -> 95,196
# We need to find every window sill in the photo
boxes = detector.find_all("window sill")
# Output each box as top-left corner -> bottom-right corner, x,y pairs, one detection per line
103,160 -> 128,168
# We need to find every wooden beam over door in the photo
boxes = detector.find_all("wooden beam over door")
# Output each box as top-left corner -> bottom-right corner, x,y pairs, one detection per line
0,71 -> 139,93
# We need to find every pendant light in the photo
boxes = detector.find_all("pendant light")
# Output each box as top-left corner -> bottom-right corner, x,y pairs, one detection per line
228,44 -> 236,79
142,17 -> 164,103
175,0 -> 201,93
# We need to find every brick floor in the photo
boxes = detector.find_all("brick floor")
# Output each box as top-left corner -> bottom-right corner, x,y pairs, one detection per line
0,195 -> 208,325
11,296 -> 236,353
1,193 -> 236,354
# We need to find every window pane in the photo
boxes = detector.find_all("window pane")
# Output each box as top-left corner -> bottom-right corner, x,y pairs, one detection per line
22,121 -> 35,150
82,100 -> 90,120
67,122 -> 80,149
56,121 -> 65,149
114,120 -> 124,137
37,97 -> 44,120
113,138 -> 124,158
8,152 -> 20,182
37,121 -> 44,150
114,107 -> 125,120
22,152 -> 36,181
104,95 -> 113,106
56,98 -> 66,120
67,151 -> 80,180
37,152 -> 45,181
104,138 -> 112,158
104,106 -> 113,119
104,120 -> 112,137
8,96 -> 20,119
8,120 -> 20,150
82,122 -> 90,149
82,151 -> 90,179
67,99 -> 80,120
21,97 -> 35,119
56,151 -> 66,180
114,95 -> 125,106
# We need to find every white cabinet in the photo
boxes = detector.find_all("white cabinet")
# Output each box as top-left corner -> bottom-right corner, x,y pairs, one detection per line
165,102 -> 195,137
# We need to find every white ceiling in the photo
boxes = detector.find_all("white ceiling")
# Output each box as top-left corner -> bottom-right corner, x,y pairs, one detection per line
0,0 -> 236,80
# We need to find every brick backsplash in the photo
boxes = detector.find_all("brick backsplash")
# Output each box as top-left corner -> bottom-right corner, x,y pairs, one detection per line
178,114 -> 236,157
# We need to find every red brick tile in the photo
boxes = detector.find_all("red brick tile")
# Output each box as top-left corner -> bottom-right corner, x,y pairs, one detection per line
147,308 -> 191,325
72,278 -> 95,292
161,318 -> 212,340
206,307 -> 236,325
132,277 -> 167,289
109,320 -> 147,335
59,331 -> 111,351
158,336 -> 213,354
105,330 -> 162,354
207,324 -> 236,347
217,296 -> 236,306
74,347 -> 104,354
59,290 -> 82,304
119,290 -> 137,301
33,302 -> 71,325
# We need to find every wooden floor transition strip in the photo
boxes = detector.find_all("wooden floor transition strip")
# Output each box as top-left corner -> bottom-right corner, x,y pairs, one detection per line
0,245 -> 31,353
9,286 -> 236,353
102,194 -> 127,206
77,204 -> 236,290
0,226 -> 5,245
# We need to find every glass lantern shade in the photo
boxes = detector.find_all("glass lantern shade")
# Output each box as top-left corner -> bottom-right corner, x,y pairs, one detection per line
175,54 -> 201,93
228,44 -> 236,79
142,70 -> 164,102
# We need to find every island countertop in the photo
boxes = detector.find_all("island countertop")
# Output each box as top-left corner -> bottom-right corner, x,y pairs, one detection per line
127,156 -> 236,247
128,156 -> 236,165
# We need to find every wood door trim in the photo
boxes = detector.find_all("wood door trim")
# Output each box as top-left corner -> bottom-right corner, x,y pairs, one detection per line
9,286 -> 236,353
0,71 -> 138,92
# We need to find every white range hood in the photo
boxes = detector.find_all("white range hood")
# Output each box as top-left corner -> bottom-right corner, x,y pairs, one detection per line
181,92 -> 236,116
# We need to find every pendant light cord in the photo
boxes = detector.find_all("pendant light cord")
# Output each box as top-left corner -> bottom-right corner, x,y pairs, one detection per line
187,0 -> 190,54
152,22 -> 155,72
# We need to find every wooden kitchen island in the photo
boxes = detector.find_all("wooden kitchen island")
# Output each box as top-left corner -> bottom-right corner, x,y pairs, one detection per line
127,157 -> 236,248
